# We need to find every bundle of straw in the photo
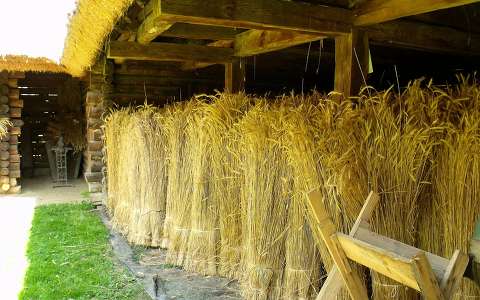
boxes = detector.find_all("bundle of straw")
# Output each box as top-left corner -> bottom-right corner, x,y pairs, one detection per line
237,99 -> 291,299
184,99 -> 220,275
189,93 -> 251,279
104,108 -> 131,217
164,101 -> 197,266
127,106 -> 168,246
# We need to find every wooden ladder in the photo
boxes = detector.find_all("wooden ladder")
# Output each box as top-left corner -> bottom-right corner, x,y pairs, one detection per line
307,191 -> 469,300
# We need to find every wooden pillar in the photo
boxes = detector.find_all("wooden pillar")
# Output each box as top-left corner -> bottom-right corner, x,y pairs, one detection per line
83,58 -> 113,194
334,30 -> 369,98
225,58 -> 246,93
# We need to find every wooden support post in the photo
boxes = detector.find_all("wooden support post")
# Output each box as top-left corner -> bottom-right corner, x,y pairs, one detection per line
224,58 -> 245,93
307,190 -> 369,300
317,192 -> 379,299
412,252 -> 445,300
334,29 -> 369,98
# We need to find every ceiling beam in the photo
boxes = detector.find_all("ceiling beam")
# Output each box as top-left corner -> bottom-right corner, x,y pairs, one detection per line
108,41 -> 234,63
181,40 -> 233,70
137,2 -> 173,45
368,20 -> 480,55
162,23 -> 241,40
354,0 -> 480,26
147,0 -> 352,35
234,30 -> 322,57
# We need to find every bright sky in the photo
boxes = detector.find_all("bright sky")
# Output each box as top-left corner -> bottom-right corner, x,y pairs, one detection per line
0,0 -> 77,62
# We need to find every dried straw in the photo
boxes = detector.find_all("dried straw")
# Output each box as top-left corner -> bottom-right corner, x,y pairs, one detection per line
237,99 -> 291,300
164,101 -> 197,266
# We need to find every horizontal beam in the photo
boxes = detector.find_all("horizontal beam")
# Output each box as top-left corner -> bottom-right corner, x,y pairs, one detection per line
162,23 -> 241,40
137,12 -> 173,44
181,40 -> 233,70
234,29 -> 322,57
150,0 -> 352,35
355,0 -> 480,26
108,41 -> 233,63
368,20 -> 480,55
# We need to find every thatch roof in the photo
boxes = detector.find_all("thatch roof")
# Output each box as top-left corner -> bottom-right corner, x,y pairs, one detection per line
61,0 -> 134,77
0,55 -> 66,73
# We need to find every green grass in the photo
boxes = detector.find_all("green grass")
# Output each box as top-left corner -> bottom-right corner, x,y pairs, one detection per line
19,203 -> 148,300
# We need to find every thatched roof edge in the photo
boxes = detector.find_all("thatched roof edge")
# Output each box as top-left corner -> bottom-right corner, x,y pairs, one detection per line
61,0 -> 134,77
0,55 -> 66,73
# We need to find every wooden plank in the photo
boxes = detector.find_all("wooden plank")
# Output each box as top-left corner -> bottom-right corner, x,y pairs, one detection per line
411,252 -> 444,300
440,250 -> 469,299
317,192 -> 379,300
337,233 -> 420,290
234,29 -> 322,57
368,20 -> 480,55
224,58 -> 245,92
354,0 -> 480,26
151,0 -> 352,35
162,23 -> 241,40
355,227 -> 450,281
334,29 -> 369,97
108,41 -> 233,63
307,191 -> 369,300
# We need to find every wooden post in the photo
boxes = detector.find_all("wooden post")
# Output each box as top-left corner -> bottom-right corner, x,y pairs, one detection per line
224,58 -> 245,93
334,29 -> 369,98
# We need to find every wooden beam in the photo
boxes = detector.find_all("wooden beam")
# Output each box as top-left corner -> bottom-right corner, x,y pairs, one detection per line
181,40 -> 233,70
411,252 -> 444,299
234,30 -> 322,57
307,191 -> 369,300
368,20 -> 480,55
225,58 -> 245,93
137,0 -> 173,44
334,29 -> 369,97
108,41 -> 233,63
149,0 -> 352,35
162,23 -> 241,40
355,0 -> 480,26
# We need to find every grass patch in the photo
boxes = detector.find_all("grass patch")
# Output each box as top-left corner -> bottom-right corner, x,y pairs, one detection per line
19,202 -> 148,300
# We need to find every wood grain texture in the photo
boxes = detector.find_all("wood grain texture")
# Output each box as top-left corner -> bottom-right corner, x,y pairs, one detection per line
155,0 -> 352,35
355,0 -> 480,26
108,41 -> 233,63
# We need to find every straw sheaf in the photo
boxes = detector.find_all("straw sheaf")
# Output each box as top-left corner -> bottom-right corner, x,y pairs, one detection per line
61,0 -> 134,76
0,55 -> 66,73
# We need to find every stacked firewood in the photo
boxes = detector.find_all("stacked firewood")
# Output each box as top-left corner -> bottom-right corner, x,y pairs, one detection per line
0,71 -> 23,193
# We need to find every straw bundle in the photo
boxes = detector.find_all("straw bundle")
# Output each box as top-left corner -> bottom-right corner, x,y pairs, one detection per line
184,99 -> 220,275
185,93 -> 251,278
237,99 -> 291,300
105,108 -> 129,216
164,101 -> 197,266
0,55 -> 66,73
282,100 -> 323,299
436,116 -> 480,299
104,106 -> 168,247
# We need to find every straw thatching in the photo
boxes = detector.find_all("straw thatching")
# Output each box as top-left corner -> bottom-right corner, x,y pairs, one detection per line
61,0 -> 134,76
104,78 -> 480,300
0,55 -> 66,73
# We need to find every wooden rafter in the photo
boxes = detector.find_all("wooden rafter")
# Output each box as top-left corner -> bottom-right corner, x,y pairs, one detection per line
234,30 -> 322,57
368,20 -> 480,55
108,41 -> 233,63
354,0 -> 480,26
144,0 -> 352,35
162,23 -> 241,40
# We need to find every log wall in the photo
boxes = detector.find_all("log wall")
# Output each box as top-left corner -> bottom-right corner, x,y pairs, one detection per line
0,71 -> 24,194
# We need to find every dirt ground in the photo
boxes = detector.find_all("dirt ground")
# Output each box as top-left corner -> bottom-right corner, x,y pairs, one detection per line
99,208 -> 242,300
18,176 -> 89,205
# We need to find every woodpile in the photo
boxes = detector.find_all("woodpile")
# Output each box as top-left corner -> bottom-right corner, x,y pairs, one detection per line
0,71 -> 23,194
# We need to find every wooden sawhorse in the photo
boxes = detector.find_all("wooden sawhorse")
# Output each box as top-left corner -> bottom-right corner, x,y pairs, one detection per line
307,191 -> 469,300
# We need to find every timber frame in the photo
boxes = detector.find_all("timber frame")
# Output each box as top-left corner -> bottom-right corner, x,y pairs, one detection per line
100,0 -> 480,97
